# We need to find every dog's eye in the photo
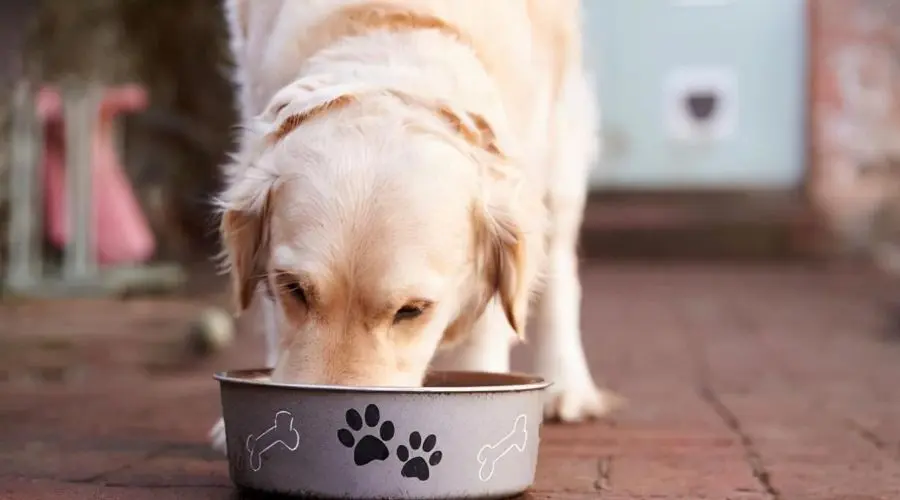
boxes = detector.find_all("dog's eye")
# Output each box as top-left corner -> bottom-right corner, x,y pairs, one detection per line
393,304 -> 424,323
285,282 -> 307,305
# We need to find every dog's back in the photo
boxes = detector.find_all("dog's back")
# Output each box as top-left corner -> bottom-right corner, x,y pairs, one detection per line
224,0 -> 584,134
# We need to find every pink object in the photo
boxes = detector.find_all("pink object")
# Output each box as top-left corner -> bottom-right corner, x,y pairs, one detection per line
37,84 -> 156,265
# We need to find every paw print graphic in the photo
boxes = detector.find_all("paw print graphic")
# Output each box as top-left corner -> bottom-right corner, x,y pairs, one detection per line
397,431 -> 442,481
337,404 -> 395,466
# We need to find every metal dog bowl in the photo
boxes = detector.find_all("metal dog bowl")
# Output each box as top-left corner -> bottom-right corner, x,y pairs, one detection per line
215,369 -> 550,499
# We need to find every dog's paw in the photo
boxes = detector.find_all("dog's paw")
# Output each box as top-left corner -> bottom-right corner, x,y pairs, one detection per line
209,417 -> 228,455
542,382 -> 625,423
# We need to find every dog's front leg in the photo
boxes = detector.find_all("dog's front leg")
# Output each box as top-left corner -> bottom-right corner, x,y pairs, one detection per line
431,301 -> 514,373
209,296 -> 280,455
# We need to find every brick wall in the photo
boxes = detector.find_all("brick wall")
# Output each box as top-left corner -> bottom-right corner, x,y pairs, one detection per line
809,0 -> 900,260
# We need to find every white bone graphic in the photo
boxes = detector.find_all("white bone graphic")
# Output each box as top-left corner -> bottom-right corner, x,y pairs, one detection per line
246,410 -> 300,471
476,414 -> 527,481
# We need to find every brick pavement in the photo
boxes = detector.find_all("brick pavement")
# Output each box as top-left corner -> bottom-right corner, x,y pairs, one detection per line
1,264 -> 900,499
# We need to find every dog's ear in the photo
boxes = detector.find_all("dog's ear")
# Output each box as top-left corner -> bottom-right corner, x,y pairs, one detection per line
434,105 -> 529,339
482,203 -> 529,339
435,104 -> 529,339
443,200 -> 530,344
219,80 -> 376,313
431,105 -> 529,345
455,109 -> 529,338
220,188 -> 273,313
218,129 -> 279,314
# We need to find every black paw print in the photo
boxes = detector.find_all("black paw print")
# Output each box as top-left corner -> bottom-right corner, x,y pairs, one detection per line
397,431 -> 442,481
337,404 -> 395,466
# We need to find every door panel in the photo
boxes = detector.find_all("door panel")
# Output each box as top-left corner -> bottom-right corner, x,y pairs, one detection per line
583,0 -> 807,189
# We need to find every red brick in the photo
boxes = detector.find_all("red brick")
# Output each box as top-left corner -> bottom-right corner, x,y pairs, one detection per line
0,477 -> 230,500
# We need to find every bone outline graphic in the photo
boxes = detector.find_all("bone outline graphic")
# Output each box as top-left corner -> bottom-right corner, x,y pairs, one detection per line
245,410 -> 301,472
476,414 -> 528,482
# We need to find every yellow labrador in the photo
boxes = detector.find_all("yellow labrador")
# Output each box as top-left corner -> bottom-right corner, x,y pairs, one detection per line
210,0 -> 620,453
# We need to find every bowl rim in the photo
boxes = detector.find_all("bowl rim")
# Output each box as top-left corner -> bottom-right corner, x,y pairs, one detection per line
214,368 -> 552,394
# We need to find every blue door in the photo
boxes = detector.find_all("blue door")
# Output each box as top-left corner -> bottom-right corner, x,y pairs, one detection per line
583,0 -> 807,189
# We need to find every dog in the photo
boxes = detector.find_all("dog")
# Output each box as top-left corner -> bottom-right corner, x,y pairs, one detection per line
210,0 -> 621,453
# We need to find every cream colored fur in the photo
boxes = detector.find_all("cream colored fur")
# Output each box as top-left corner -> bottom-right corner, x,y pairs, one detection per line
210,0 -> 622,454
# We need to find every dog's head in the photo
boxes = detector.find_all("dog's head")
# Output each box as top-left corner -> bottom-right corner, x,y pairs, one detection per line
218,79 -> 537,386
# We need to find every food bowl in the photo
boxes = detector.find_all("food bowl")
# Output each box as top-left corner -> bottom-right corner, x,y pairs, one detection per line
215,369 -> 550,499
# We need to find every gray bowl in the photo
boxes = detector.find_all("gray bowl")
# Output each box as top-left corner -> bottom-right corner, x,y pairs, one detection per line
215,369 -> 550,499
